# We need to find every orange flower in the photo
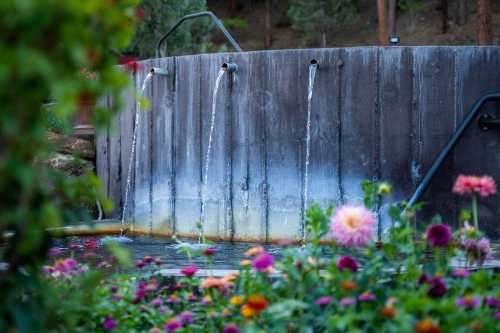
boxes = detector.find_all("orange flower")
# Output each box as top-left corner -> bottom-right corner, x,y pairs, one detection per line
223,272 -> 239,283
222,308 -> 232,316
240,259 -> 252,267
241,304 -> 257,317
340,280 -> 357,291
230,295 -> 245,306
245,246 -> 264,257
414,319 -> 441,333
247,295 -> 269,312
380,306 -> 397,318
200,277 -> 231,290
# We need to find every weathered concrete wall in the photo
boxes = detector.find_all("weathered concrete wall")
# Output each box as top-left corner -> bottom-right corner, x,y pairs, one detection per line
97,47 -> 500,241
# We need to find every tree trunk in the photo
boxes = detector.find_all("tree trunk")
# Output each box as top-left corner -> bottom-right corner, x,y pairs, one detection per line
441,0 -> 449,33
320,31 -> 327,48
265,0 -> 272,48
230,0 -> 237,17
388,0 -> 397,37
478,0 -> 492,45
377,0 -> 388,46
456,0 -> 468,25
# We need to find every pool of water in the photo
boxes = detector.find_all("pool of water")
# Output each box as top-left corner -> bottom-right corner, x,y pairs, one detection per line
51,236 -> 500,271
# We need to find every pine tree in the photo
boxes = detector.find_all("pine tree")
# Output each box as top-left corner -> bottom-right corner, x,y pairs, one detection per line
288,0 -> 359,47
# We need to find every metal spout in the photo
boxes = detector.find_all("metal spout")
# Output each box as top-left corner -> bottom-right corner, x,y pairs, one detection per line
150,67 -> 169,76
310,59 -> 319,68
221,62 -> 238,73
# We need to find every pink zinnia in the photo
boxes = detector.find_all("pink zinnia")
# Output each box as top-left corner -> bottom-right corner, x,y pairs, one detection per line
315,296 -> 333,306
452,268 -> 470,278
180,265 -> 198,277
165,318 -> 182,332
330,205 -> 375,247
426,224 -> 452,247
336,256 -> 359,272
453,175 -> 497,197
358,292 -> 376,302
223,324 -> 241,333
456,296 -> 480,309
103,316 -> 117,331
339,297 -> 357,306
252,252 -> 275,272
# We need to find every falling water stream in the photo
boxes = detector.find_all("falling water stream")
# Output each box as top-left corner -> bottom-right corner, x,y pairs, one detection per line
199,68 -> 226,242
302,62 -> 318,243
104,72 -> 154,244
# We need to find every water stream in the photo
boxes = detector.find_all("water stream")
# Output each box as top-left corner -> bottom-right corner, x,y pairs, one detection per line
302,63 -> 318,242
111,71 -> 154,243
200,68 -> 226,242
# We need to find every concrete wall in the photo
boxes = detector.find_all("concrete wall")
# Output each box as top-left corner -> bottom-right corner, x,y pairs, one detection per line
97,47 -> 500,241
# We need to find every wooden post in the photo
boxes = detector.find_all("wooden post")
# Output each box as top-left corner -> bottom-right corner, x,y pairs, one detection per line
377,0 -> 388,46
478,0 -> 492,45
388,0 -> 397,38
265,0 -> 272,48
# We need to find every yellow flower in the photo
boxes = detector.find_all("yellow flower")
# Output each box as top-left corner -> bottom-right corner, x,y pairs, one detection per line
230,295 -> 245,306
222,308 -> 232,316
377,182 -> 392,195
241,304 -> 257,317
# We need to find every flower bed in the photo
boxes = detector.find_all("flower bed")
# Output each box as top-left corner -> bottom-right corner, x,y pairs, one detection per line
42,177 -> 500,332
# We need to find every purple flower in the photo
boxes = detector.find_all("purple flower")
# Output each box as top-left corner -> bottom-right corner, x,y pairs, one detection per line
49,247 -> 62,257
110,285 -> 119,293
456,296 -> 480,309
111,294 -> 123,302
339,297 -> 357,306
252,252 -> 275,272
484,296 -> 500,309
315,296 -> 333,306
165,318 -> 182,332
418,273 -> 429,285
143,256 -> 154,264
452,268 -> 470,278
427,277 -> 447,298
358,292 -> 376,302
223,324 -> 241,333
136,260 -> 145,269
179,311 -> 193,325
150,298 -> 162,308
494,312 -> 500,320
426,224 -> 452,247
336,256 -> 359,272
103,317 -> 117,331
478,238 -> 491,254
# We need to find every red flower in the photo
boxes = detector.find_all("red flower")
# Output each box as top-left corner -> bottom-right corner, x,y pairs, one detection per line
180,266 -> 198,278
203,247 -> 217,256
336,255 -> 359,272
119,56 -> 141,72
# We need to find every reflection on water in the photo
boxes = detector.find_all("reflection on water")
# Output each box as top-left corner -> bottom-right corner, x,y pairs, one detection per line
51,236 -> 500,271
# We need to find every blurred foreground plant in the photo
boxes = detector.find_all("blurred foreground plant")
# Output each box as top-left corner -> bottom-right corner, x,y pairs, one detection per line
0,1 -> 139,331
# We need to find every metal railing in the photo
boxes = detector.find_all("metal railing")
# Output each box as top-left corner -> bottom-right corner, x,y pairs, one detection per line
156,11 -> 243,58
407,93 -> 500,207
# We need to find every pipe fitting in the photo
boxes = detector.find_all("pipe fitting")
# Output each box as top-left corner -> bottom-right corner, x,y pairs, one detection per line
310,59 -> 319,68
221,62 -> 238,73
150,67 -> 169,76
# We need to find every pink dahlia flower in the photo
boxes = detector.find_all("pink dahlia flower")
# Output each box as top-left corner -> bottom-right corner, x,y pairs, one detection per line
330,205 -> 375,247
453,175 -> 497,197
426,224 -> 452,247
314,296 -> 333,306
103,316 -> 117,331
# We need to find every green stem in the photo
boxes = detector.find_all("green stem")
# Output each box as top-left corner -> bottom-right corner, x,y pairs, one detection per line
471,193 -> 479,232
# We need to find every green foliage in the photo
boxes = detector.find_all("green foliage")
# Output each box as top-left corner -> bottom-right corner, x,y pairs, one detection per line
126,0 -> 212,57
223,17 -> 249,30
0,1 -> 139,331
288,0 -> 359,46
398,0 -> 425,13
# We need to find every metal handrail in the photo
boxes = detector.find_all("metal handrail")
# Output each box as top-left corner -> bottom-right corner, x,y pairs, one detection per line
156,11 -> 243,58
407,93 -> 500,207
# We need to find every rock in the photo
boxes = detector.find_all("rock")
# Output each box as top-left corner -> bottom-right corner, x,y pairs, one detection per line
46,153 -> 94,176
47,131 -> 95,159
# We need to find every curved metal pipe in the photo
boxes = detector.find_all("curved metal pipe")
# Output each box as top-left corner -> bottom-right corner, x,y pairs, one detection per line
407,93 -> 500,207
156,11 -> 243,58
